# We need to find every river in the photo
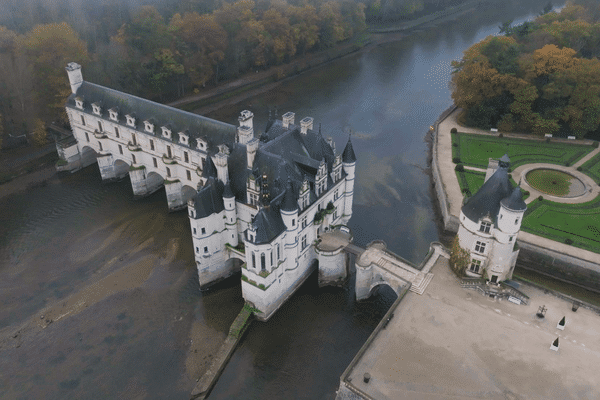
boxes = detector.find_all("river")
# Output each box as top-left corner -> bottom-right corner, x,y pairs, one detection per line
0,1 -> 560,398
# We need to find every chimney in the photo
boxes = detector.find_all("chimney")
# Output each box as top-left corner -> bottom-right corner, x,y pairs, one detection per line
65,62 -> 83,94
282,112 -> 295,129
237,110 -> 254,145
214,145 -> 230,184
327,137 -> 336,154
300,117 -> 314,135
246,138 -> 259,169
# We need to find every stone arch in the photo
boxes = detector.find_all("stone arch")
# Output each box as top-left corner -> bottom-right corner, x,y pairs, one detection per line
113,158 -> 130,180
146,171 -> 165,188
367,282 -> 401,300
181,185 -> 197,204
79,145 -> 98,168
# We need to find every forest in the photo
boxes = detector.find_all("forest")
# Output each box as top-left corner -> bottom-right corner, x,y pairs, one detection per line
0,0 -> 371,148
451,0 -> 600,138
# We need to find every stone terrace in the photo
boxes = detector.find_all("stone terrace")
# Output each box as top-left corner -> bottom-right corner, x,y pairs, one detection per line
338,257 -> 600,399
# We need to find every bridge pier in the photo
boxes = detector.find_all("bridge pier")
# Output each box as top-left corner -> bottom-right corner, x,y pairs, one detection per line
97,154 -> 129,182
317,246 -> 348,287
165,180 -> 185,211
129,167 -> 163,197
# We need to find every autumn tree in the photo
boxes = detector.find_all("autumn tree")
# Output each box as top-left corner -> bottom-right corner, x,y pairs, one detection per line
449,236 -> 470,277
32,118 -> 47,147
23,22 -> 88,124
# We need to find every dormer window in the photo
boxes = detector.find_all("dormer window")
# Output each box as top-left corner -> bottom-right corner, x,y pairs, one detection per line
126,115 -> 135,127
479,221 -> 491,234
161,126 -> 172,139
196,138 -> 207,151
179,132 -> 189,145
92,103 -> 101,115
75,99 -> 84,109
109,108 -> 118,121
144,121 -> 154,133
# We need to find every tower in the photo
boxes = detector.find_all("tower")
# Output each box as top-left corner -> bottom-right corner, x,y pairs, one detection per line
223,183 -> 238,247
342,136 -> 357,222
280,180 -> 299,261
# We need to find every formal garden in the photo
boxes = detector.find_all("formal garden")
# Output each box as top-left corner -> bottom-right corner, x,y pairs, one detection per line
451,131 -> 600,253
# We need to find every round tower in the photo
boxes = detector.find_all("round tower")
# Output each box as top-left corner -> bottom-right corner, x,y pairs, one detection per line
498,187 -> 527,235
280,180 -> 299,252
341,136 -> 357,222
223,183 -> 238,247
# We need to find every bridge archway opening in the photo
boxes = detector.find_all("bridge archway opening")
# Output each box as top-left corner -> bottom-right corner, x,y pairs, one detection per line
113,159 -> 130,179
80,145 -> 98,167
181,185 -> 197,204
146,171 -> 164,186
364,283 -> 399,321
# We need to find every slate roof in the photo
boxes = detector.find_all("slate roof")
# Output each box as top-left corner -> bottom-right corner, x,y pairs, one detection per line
191,178 -> 224,219
252,207 -> 287,244
462,166 -> 513,222
501,187 -> 527,212
202,154 -> 217,179
342,136 -> 357,163
67,82 -> 237,153
280,180 -> 298,212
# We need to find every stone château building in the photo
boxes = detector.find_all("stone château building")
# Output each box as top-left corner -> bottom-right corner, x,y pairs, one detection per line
457,155 -> 527,283
61,62 -> 356,320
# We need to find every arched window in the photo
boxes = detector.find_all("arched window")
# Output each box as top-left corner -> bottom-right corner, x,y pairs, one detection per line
261,253 -> 266,271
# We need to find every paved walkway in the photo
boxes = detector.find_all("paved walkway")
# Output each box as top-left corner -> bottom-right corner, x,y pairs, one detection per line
435,108 -> 600,265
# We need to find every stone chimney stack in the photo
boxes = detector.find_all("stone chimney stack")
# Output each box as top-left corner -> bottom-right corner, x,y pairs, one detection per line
65,62 -> 83,94
327,137 -> 336,154
282,112 -> 295,129
237,110 -> 254,145
246,138 -> 259,169
214,145 -> 230,184
300,117 -> 314,135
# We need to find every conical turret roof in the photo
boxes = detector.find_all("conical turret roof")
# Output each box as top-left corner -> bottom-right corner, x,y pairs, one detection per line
462,166 -> 512,222
280,180 -> 298,212
222,182 -> 234,199
342,136 -> 356,163
202,155 -> 217,179
501,187 -> 527,212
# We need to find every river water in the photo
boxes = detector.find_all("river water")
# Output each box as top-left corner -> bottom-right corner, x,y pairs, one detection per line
0,1 -> 559,398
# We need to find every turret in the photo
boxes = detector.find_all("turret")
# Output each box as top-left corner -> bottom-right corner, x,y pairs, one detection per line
342,136 -> 357,220
223,183 -> 238,247
65,62 -> 83,94
498,187 -> 527,235
280,180 -> 299,253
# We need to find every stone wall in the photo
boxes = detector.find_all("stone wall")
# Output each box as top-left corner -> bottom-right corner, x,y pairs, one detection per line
431,105 -> 460,232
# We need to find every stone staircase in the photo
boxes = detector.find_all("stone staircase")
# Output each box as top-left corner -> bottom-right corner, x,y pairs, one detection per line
375,256 -> 434,295
409,272 -> 434,295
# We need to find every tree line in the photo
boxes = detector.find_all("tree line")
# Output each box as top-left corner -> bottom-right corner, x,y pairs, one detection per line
0,0 -> 366,149
451,0 -> 600,138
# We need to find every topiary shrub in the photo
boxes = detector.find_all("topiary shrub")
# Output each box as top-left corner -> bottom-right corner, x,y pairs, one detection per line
565,238 -> 573,245
498,133 -> 504,138
455,164 -> 464,172
452,143 -> 458,147
577,166 -> 583,171
523,191 -> 530,196
538,195 -> 544,201
451,127 -> 457,134
565,162 -> 570,167
452,157 -> 461,164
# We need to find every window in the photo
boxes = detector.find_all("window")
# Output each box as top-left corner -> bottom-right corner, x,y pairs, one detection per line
118,145 -> 123,155
249,193 -> 259,206
301,217 -> 307,229
277,243 -> 280,260
85,132 -> 89,142
131,133 -> 137,145
81,115 -> 85,125
115,127 -> 120,138
252,253 -> 256,269
201,228 -> 206,234
98,141 -> 103,151
196,247 -> 199,253
334,190 -> 339,200
333,210 -> 338,220
186,170 -> 191,180
270,252 -> 273,266
204,246 -> 208,253
150,140 -> 154,151
261,253 -> 266,271
292,219 -> 295,227
98,121 -> 103,131
301,235 -> 307,250
153,157 -> 157,168
132,154 -> 136,164
474,241 -> 486,254
167,146 -> 172,159
509,236 -> 513,242
479,221 -> 491,234
109,110 -> 118,121
469,259 -> 481,273
166,167 -> 171,177
193,228 -> 196,235
515,218 -> 519,225
184,152 -> 189,163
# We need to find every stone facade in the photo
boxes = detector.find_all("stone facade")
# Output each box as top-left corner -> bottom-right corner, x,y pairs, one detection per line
62,62 -> 356,321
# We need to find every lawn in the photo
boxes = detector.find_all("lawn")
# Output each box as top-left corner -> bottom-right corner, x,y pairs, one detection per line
525,169 -> 573,196
580,152 -> 600,184
455,168 -> 527,199
522,198 -> 600,253
451,133 -> 594,169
